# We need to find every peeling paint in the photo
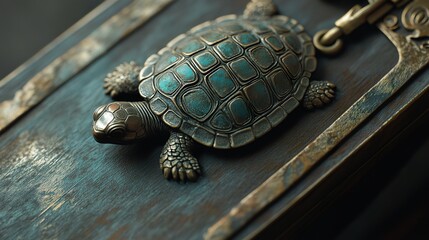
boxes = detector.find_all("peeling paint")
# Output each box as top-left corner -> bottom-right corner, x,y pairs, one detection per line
0,0 -> 173,132
205,21 -> 429,240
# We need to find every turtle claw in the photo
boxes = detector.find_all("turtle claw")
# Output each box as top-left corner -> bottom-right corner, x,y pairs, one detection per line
163,167 -> 171,179
179,169 -> 186,182
103,61 -> 141,99
161,167 -> 200,182
160,155 -> 201,182
104,88 -> 118,98
159,132 -> 201,182
171,166 -> 178,181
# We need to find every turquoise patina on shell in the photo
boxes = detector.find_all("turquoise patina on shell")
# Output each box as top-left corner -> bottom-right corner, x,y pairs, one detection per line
243,80 -> 272,112
233,32 -> 259,46
230,58 -> 257,81
155,52 -> 181,72
229,97 -> 252,125
175,63 -> 196,82
207,68 -> 236,98
138,14 -> 317,149
182,88 -> 213,119
249,46 -> 275,69
215,40 -> 242,59
157,73 -> 180,94
194,52 -> 218,71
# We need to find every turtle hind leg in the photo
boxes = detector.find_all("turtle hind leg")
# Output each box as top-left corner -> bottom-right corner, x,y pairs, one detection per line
160,131 -> 201,182
303,81 -> 336,110
104,61 -> 141,100
243,0 -> 277,18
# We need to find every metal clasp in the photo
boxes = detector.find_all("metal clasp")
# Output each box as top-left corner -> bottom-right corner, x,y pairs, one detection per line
314,0 -> 411,54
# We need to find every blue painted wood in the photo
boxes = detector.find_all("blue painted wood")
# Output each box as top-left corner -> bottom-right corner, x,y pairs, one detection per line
0,0 -> 132,102
0,0 -> 407,239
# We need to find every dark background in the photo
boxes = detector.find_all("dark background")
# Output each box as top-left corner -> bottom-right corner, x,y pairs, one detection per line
0,0 -> 428,239
0,0 -> 102,79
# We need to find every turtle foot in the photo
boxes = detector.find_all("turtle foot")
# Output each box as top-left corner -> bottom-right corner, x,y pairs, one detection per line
243,0 -> 277,18
303,81 -> 336,110
103,61 -> 141,99
160,154 -> 201,182
160,132 -> 201,182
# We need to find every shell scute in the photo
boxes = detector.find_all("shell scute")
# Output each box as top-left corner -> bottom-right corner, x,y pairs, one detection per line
207,67 -> 237,98
181,87 -> 215,121
139,15 -> 315,148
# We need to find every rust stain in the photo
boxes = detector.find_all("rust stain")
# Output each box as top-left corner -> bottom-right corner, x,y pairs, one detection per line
95,208 -> 119,225
0,0 -> 173,132
137,197 -> 161,218
107,225 -> 130,240
205,22 -> 429,240
80,208 -> 120,238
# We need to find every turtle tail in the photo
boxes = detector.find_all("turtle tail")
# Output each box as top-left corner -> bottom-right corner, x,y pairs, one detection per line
243,0 -> 278,18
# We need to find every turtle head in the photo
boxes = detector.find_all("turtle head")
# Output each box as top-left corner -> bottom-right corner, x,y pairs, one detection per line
92,102 -> 150,144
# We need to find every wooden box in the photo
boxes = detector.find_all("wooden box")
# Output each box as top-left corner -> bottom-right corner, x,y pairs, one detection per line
1,0 -> 428,239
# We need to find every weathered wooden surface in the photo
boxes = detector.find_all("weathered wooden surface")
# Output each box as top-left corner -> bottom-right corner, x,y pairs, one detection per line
207,18 -> 429,239
1,0 -> 428,239
0,0 -> 172,131
242,69 -> 429,239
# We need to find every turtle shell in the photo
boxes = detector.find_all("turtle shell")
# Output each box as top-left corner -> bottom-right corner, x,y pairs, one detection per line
138,14 -> 316,149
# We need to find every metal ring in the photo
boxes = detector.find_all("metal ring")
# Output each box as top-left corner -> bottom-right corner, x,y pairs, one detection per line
313,29 -> 344,55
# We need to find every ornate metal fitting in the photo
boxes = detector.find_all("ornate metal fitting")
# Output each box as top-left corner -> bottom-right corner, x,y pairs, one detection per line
402,0 -> 429,39
207,1 -> 429,239
92,0 -> 429,184
314,0 -> 411,54
93,0 -> 338,183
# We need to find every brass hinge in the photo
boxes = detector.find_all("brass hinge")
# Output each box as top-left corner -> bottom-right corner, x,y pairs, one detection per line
313,0 -> 411,54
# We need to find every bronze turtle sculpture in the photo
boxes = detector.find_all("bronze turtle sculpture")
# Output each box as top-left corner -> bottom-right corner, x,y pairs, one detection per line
92,0 -> 336,182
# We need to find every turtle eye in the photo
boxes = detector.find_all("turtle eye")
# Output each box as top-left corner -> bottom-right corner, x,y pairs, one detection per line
93,106 -> 105,121
109,127 -> 125,139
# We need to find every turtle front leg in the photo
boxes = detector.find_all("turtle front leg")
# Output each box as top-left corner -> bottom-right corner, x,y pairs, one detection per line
160,131 -> 201,182
303,81 -> 336,110
104,61 -> 141,99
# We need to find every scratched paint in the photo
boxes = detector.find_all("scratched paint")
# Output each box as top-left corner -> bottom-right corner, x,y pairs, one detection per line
0,0 -> 417,239
0,0 -> 173,132
205,21 -> 429,240
0,131 -> 76,238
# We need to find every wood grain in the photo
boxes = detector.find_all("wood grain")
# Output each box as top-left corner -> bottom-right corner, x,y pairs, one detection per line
1,0 -> 427,239
206,21 -> 429,239
0,0 -> 173,132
